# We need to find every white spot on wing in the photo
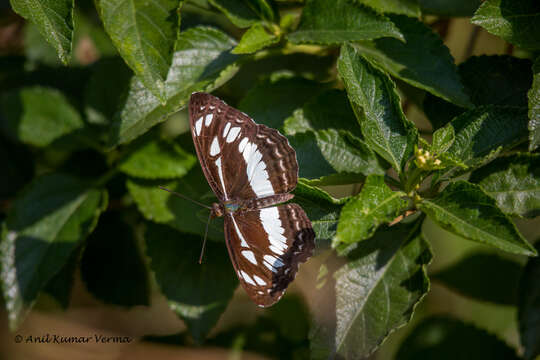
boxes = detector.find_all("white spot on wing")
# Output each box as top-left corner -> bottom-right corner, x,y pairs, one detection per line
241,270 -> 256,286
223,122 -> 231,138
238,137 -> 248,152
260,207 -> 287,255
241,250 -> 257,265
214,157 -> 227,199
226,127 -> 241,143
240,141 -> 275,197
231,216 -> 248,248
195,117 -> 203,135
205,113 -> 213,126
253,275 -> 266,286
210,137 -> 220,156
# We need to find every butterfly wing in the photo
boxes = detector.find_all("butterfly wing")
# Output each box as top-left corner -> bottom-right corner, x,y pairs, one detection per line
223,203 -> 315,307
189,92 -> 298,201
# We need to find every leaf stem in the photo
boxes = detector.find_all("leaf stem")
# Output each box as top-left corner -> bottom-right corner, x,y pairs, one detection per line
94,168 -> 120,188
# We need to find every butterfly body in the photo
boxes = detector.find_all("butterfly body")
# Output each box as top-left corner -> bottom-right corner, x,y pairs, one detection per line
189,92 -> 315,307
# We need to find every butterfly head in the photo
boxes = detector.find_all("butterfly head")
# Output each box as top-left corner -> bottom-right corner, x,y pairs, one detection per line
211,203 -> 223,218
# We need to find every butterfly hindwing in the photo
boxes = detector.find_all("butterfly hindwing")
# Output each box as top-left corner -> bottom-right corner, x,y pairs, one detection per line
189,93 -> 298,202
224,204 -> 315,307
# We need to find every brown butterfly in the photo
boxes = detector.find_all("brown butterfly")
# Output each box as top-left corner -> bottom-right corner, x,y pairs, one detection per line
187,92 -> 315,307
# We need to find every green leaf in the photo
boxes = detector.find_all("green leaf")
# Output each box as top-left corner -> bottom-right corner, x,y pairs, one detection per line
288,0 -> 404,45
472,0 -> 540,51
126,166 -> 223,241
238,77 -> 326,129
0,86 -> 84,147
431,125 -> 454,154
353,0 -> 421,17
529,57 -> 540,151
208,0 -> 274,28
310,221 -> 431,359
442,106 -> 529,175
470,154 -> 540,218
109,26 -> 241,147
96,0 -> 179,101
518,242 -> 540,360
338,44 -> 418,174
10,0 -> 74,64
424,55 -> 532,129
396,315 -> 520,360
284,93 -> 385,184
433,252 -> 522,305
292,182 -> 346,249
355,16 -> 471,108
0,173 -> 108,329
333,175 -> 407,253
232,23 -> 279,54
418,0 -> 481,16
145,224 -> 237,343
119,135 -> 196,180
84,58 -> 132,126
80,213 -> 149,307
418,181 -> 536,256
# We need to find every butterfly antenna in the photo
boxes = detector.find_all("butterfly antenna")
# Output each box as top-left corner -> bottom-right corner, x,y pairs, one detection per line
159,186 -> 211,210
199,211 -> 213,264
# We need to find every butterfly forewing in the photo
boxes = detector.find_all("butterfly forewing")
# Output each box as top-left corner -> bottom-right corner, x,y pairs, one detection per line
189,93 -> 298,202
224,204 -> 315,307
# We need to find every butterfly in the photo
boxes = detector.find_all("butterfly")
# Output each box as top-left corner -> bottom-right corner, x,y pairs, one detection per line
188,92 -> 315,307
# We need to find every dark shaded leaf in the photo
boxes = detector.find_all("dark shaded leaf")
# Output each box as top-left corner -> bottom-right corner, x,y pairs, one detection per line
96,0 -> 179,101
472,0 -> 540,50
333,175 -> 407,253
10,0 -> 74,64
84,57 -> 132,126
338,43 -> 418,174
470,154 -> 540,218
424,55 -> 532,129
238,77 -> 326,129
518,242 -> 540,360
43,245 -> 81,308
145,223 -> 237,342
396,315 -> 520,360
81,212 -> 149,307
0,173 -> 108,329
419,181 -> 536,256
310,221 -> 431,359
288,0 -> 404,44
418,0 -> 481,16
433,252 -> 522,305
356,16 -> 471,108
109,26 -> 241,147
